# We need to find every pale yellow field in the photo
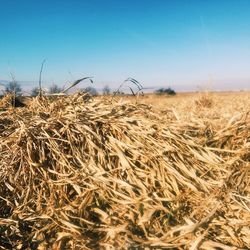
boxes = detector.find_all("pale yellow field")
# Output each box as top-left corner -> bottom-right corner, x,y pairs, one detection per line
125,91 -> 250,119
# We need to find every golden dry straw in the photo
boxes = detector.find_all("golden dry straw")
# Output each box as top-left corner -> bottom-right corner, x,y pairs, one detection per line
0,92 -> 249,249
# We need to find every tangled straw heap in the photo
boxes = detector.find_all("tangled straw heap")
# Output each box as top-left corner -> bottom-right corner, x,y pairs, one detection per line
0,93 -> 249,249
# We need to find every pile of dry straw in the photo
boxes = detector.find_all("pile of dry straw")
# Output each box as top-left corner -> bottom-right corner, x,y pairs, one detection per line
0,93 -> 249,249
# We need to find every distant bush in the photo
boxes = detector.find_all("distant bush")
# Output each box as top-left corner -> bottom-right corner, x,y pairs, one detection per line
49,84 -> 63,94
103,85 -> 111,95
31,87 -> 40,97
5,81 -> 22,95
82,86 -> 98,96
155,87 -> 176,95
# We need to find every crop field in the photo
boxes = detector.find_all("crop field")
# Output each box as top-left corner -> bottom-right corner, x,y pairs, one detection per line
0,91 -> 249,249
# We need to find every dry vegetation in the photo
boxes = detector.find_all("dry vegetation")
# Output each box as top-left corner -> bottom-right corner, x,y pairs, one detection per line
0,91 -> 249,249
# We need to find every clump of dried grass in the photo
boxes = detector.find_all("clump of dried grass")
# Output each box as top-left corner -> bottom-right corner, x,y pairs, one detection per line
0,93 -> 249,249
195,93 -> 214,108
0,94 -> 26,109
0,94 -> 13,109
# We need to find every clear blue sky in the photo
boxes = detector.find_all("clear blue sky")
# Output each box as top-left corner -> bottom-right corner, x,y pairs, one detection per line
0,0 -> 250,91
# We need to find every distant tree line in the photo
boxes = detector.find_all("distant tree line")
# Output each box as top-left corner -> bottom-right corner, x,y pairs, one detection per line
0,79 -> 176,97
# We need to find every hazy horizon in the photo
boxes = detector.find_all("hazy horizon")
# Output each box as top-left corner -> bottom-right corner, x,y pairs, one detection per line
1,77 -> 249,94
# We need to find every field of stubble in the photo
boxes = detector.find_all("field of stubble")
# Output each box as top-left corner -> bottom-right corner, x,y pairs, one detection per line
0,91 -> 249,249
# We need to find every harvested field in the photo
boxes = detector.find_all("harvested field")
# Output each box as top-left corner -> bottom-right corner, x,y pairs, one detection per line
0,91 -> 249,249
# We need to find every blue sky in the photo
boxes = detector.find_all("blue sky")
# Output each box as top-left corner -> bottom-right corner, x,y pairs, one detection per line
0,0 -> 250,91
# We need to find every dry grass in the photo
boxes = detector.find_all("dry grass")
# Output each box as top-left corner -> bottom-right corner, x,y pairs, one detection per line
0,91 -> 249,249
194,93 -> 214,108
